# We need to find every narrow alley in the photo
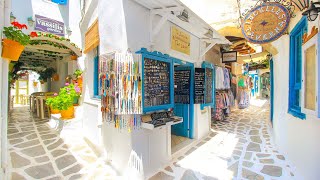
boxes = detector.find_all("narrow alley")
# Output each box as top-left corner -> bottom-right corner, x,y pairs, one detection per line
150,101 -> 297,180
7,106 -> 117,179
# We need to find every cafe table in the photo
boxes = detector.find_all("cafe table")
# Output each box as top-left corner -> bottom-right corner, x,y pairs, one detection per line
34,92 -> 56,119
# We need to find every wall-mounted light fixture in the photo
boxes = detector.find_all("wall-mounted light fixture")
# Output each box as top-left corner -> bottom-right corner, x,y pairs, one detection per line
27,17 -> 35,27
66,27 -> 72,36
177,9 -> 189,22
204,29 -> 213,38
10,12 -> 16,23
292,0 -> 309,11
302,1 -> 320,21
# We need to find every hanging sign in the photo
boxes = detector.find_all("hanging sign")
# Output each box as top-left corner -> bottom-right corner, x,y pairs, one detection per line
35,14 -> 64,36
171,26 -> 190,55
222,51 -> 237,63
241,2 -> 290,44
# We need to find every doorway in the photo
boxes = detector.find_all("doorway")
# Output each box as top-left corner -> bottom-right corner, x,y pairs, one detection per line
171,60 -> 194,153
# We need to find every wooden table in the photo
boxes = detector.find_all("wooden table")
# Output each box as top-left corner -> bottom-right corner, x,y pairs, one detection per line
34,93 -> 55,119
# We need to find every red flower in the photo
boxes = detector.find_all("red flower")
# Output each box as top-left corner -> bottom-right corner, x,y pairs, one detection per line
30,32 -> 38,37
11,21 -> 28,29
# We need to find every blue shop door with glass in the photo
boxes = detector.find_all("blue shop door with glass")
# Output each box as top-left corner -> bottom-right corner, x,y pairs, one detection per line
172,66 -> 194,138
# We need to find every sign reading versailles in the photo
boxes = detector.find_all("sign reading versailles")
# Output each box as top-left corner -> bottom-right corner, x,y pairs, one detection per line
171,26 -> 190,55
241,2 -> 290,44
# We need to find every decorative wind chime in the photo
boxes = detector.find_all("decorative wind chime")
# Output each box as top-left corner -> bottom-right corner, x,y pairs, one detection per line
99,52 -> 142,132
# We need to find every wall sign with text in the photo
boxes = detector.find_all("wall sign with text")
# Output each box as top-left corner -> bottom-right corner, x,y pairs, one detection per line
241,2 -> 290,44
222,51 -> 237,63
35,14 -> 64,36
171,26 -> 190,55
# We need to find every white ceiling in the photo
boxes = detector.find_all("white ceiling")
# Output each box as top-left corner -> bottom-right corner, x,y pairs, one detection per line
180,0 -> 259,30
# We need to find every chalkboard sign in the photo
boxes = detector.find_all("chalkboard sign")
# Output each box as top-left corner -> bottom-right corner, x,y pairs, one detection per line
205,68 -> 213,103
174,70 -> 191,104
194,68 -> 205,104
144,58 -> 170,107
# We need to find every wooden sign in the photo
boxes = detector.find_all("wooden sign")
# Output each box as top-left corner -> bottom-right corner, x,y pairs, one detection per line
171,26 -> 190,55
84,19 -> 99,54
241,2 -> 290,44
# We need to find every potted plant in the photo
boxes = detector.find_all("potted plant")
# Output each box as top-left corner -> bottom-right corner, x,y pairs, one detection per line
73,83 -> 81,106
2,21 -> 30,61
46,93 -> 59,114
70,53 -> 78,60
38,68 -> 56,82
73,69 -> 83,88
48,83 -> 79,119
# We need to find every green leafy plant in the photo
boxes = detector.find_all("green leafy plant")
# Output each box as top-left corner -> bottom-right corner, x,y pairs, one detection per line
46,83 -> 81,110
73,69 -> 83,79
3,21 -> 30,45
38,67 -> 56,82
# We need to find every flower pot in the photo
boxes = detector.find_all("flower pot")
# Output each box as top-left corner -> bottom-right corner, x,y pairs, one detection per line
40,80 -> 45,84
73,96 -> 79,106
1,39 -> 25,61
60,106 -> 74,119
33,82 -> 38,87
77,76 -> 83,87
50,106 -> 60,114
52,74 -> 59,81
70,55 -> 77,60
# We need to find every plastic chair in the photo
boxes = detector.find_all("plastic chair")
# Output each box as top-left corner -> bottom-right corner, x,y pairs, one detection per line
44,92 -> 57,117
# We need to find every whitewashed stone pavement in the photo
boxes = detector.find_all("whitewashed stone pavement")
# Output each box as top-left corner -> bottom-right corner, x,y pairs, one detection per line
8,106 -> 117,180
150,103 -> 299,180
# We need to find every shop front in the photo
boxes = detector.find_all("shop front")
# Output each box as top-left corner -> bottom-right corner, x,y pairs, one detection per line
79,0 -> 230,178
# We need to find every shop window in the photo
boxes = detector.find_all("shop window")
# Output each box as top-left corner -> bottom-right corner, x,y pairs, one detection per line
301,33 -> 318,116
288,17 -> 307,119
93,56 -> 100,98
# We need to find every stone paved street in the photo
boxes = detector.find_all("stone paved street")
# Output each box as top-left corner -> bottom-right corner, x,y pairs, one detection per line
150,102 -> 298,180
8,106 -> 117,180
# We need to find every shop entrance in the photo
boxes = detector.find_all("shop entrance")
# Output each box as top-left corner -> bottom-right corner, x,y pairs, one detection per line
171,61 -> 194,153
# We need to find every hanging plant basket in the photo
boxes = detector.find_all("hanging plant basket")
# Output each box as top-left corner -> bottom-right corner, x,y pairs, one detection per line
70,55 -> 77,60
33,81 -> 38,87
1,39 -> 25,61
52,74 -> 59,81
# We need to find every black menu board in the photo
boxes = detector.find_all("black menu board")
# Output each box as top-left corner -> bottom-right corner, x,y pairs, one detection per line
205,68 -> 213,104
194,68 -> 205,104
174,70 -> 191,104
144,58 -> 170,107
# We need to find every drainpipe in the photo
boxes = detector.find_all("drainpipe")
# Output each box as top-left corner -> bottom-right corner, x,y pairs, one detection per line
1,0 -> 11,177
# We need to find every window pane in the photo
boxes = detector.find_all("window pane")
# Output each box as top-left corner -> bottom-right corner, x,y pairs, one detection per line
18,81 -> 27,88
304,45 -> 316,110
296,35 -> 302,84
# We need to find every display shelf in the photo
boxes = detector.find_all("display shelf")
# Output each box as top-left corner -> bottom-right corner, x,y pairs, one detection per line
201,61 -> 215,110
141,116 -> 183,130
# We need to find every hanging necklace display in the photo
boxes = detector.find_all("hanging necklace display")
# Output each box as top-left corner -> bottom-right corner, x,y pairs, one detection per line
99,52 -> 142,132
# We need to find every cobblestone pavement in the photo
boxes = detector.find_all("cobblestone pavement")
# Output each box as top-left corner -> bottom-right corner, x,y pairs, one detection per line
150,103 -> 298,180
8,106 -> 117,180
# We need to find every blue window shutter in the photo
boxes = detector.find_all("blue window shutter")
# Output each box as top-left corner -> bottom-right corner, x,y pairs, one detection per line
93,56 -> 99,97
52,0 -> 67,5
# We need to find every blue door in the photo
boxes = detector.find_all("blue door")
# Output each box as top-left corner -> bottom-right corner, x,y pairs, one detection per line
172,65 -> 194,139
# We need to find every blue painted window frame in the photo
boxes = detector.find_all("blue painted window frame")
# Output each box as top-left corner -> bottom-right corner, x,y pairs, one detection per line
288,16 -> 307,119
51,0 -> 67,5
136,48 -> 174,114
201,61 -> 215,110
93,56 -> 101,99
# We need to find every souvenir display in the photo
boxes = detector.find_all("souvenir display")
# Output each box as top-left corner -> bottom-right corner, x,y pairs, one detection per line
215,66 -> 231,90
194,68 -> 205,104
237,75 -> 250,109
174,69 -> 191,104
205,68 -> 213,104
99,52 -> 142,131
213,90 -> 235,121
144,58 -> 170,107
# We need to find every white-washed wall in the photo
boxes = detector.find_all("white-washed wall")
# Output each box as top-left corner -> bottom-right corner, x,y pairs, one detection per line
271,14 -> 320,180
